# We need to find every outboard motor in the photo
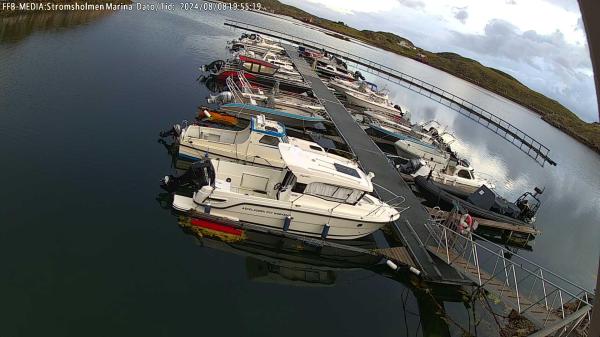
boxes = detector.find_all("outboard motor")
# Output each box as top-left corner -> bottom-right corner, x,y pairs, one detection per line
353,70 -> 365,81
207,91 -> 234,104
159,124 -> 182,138
397,158 -> 423,174
160,158 -> 216,192
200,60 -> 225,74
393,105 -> 404,115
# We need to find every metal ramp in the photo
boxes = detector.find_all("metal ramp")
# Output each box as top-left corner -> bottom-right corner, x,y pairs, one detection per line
224,20 -> 556,167
423,210 -> 593,336
282,43 -> 468,284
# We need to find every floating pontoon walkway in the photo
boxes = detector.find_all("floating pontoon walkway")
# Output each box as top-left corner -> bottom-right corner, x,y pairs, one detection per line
225,20 -> 556,167
282,44 -> 467,283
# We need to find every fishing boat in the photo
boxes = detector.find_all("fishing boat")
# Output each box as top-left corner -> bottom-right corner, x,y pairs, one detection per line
397,157 -> 495,198
394,135 -> 452,167
230,33 -> 285,54
201,55 -> 310,93
415,175 -> 542,226
328,78 -> 387,99
345,90 -> 404,116
207,73 -> 325,118
163,143 -> 400,240
219,102 -> 328,128
316,64 -> 356,81
167,114 -> 337,167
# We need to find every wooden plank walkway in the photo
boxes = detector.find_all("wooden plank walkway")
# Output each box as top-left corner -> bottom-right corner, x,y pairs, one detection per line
283,44 -> 467,284
426,245 -> 563,328
375,247 -> 417,269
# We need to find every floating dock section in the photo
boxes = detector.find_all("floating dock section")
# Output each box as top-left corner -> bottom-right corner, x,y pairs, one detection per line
283,44 -> 467,284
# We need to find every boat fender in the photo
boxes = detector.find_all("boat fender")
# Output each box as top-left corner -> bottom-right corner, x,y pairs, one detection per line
386,260 -> 398,271
283,216 -> 292,232
321,223 -> 330,239
459,213 -> 475,234
203,110 -> 211,119
409,267 -> 421,276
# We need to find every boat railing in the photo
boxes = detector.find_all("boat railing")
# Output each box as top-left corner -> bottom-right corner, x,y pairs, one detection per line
225,76 -> 251,105
423,210 -> 593,334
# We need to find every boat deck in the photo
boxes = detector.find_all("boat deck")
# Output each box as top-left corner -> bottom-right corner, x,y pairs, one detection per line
283,44 -> 467,283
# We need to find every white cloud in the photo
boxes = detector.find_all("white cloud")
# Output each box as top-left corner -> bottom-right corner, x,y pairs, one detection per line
301,0 -> 401,15
281,0 -> 597,121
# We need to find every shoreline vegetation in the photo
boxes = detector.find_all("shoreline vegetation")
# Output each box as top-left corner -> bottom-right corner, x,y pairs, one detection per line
224,0 -> 600,154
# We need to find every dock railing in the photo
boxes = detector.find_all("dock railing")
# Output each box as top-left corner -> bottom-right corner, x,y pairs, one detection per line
224,19 -> 556,167
423,209 -> 593,335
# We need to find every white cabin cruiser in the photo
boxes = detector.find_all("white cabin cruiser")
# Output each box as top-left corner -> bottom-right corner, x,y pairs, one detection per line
175,115 -> 331,168
398,158 -> 495,197
167,143 -> 400,240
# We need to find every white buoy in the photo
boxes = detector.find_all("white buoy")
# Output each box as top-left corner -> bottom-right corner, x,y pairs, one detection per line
409,267 -> 421,276
386,260 -> 398,271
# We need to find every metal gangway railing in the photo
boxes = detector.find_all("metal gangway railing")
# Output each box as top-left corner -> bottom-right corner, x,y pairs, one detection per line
423,209 -> 593,336
224,19 -> 556,167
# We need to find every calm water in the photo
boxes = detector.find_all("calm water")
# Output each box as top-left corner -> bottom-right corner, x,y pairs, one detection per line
0,5 -> 598,337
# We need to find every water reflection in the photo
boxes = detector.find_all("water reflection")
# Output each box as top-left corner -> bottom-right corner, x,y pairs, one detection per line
172,207 -> 474,336
0,10 -> 111,44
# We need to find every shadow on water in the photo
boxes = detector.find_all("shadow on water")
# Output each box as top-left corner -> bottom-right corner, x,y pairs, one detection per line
0,10 -> 111,44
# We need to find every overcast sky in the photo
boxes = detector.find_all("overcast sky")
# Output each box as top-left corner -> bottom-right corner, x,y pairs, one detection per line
281,0 -> 598,122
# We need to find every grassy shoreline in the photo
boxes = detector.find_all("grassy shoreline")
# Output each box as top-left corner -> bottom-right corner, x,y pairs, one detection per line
225,0 -> 600,154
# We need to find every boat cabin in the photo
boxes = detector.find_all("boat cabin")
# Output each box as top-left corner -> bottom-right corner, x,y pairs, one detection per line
239,55 -> 278,76
275,143 -> 374,205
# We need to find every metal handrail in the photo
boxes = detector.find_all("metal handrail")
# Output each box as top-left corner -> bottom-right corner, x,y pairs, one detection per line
426,221 -> 593,306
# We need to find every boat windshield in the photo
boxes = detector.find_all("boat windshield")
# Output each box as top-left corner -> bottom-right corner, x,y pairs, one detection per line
303,182 -> 363,204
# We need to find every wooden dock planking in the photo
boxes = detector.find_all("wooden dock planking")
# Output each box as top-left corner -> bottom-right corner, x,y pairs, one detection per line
426,245 -> 562,327
375,247 -> 417,269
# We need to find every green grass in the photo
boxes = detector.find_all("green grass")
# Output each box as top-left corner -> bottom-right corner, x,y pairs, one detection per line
225,0 -> 600,153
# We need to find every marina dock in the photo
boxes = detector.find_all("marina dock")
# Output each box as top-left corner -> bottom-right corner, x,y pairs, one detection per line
191,26 -> 595,335
283,44 -> 468,283
225,20 -> 557,167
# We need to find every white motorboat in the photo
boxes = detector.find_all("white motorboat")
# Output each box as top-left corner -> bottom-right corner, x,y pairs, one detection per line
168,142 -> 400,240
328,78 -> 387,99
175,115 -> 331,167
394,135 -> 450,167
235,33 -> 285,53
316,64 -> 355,81
345,90 -> 403,115
399,158 -> 495,197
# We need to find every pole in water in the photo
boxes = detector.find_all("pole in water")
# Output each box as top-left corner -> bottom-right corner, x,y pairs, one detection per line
283,216 -> 292,232
321,223 -> 330,239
